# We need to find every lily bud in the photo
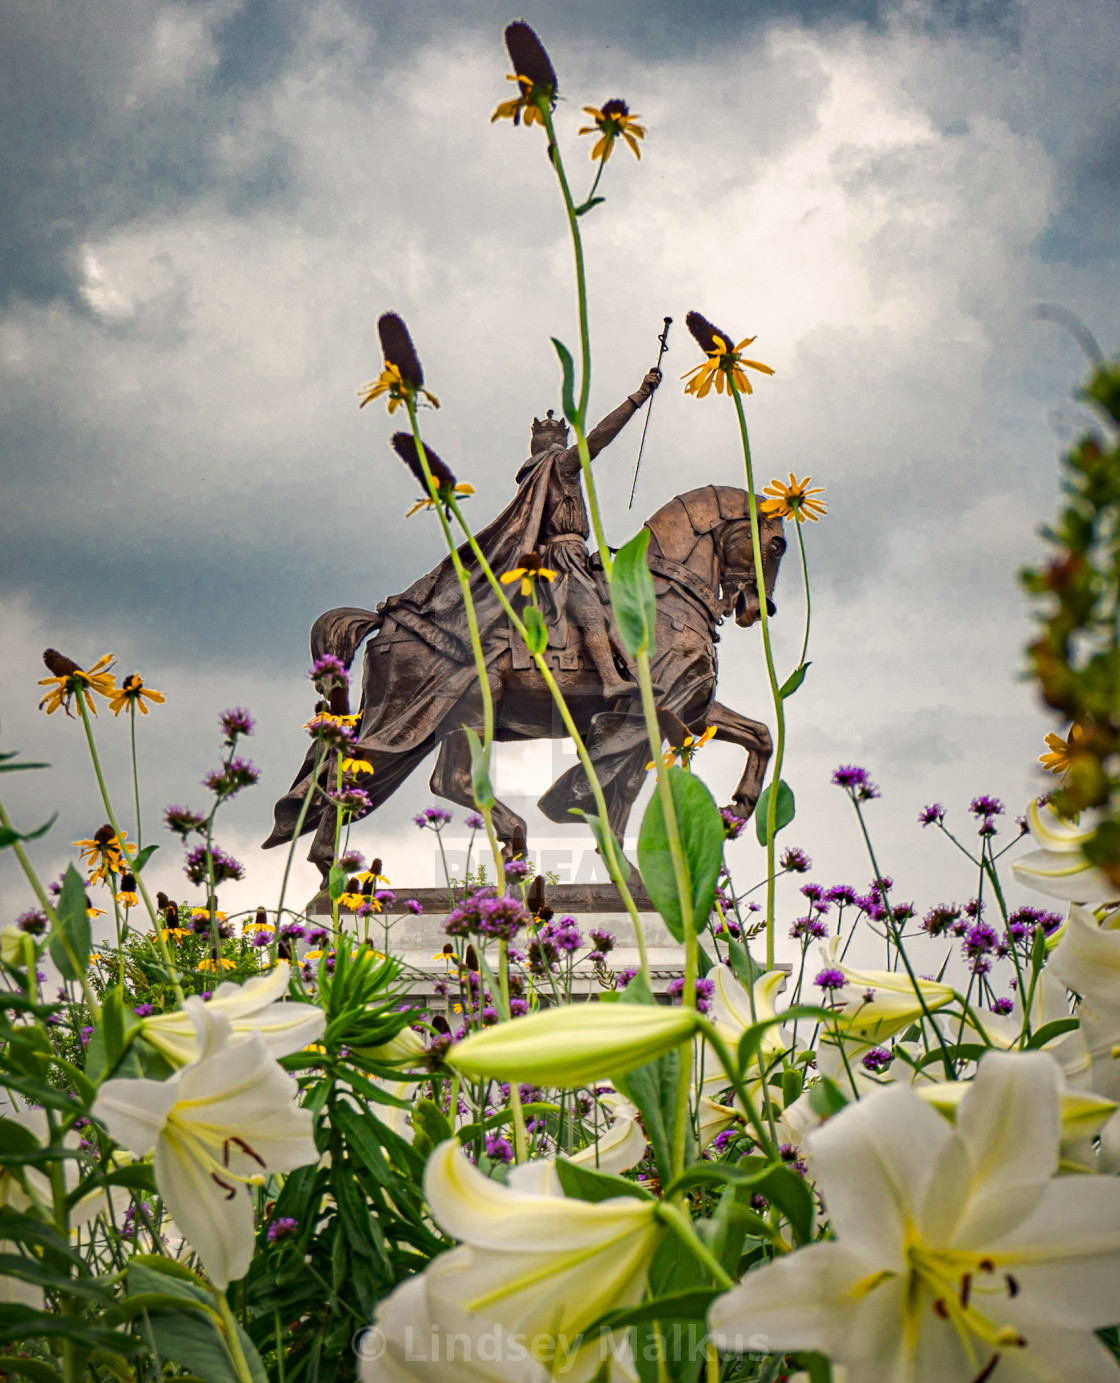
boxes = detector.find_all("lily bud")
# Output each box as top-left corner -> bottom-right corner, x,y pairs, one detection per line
447,1002 -> 700,1087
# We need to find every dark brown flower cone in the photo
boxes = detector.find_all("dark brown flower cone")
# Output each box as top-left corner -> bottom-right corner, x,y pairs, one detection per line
371,858 -> 382,878
526,873 -> 545,915
94,823 -> 116,845
42,648 -> 81,678
391,432 -> 457,491
599,98 -> 629,118
504,21 -> 556,93
377,313 -> 424,389
255,907 -> 268,928
685,311 -> 735,355
120,873 -> 136,891
328,684 -> 350,717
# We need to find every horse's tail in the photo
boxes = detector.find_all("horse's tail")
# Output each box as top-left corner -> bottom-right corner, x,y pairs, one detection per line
310,605 -> 383,669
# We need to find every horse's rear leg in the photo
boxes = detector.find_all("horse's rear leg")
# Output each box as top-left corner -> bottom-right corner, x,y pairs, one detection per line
430,731 -> 527,852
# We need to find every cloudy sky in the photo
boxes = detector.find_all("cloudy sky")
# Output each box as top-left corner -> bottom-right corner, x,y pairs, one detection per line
2,0 -> 1118,967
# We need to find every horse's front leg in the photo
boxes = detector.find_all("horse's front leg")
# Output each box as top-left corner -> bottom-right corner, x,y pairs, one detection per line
706,699 -> 772,821
430,729 -> 528,853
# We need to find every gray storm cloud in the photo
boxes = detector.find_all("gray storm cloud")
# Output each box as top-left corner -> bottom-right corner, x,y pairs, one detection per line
2,0 -> 1117,962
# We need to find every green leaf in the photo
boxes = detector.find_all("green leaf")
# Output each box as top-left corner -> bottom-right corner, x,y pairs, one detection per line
573,196 -> 606,217
592,1289 -> 719,1330
753,1162 -> 815,1245
462,726 -> 496,810
609,528 -> 657,657
736,1007 -> 831,1077
808,1075 -> 849,1119
69,1163 -> 158,1210
613,1049 -> 680,1185
126,1264 -> 268,1383
570,809 -> 630,882
1025,1017 -> 1081,1049
0,1359 -> 65,1382
555,1158 -> 652,1204
48,864 -> 90,980
0,1116 -> 39,1158
754,779 -> 796,846
131,843 -> 159,873
0,814 -> 57,849
778,662 -> 811,699
411,1097 -> 453,1150
550,337 -> 580,427
726,936 -> 763,990
328,863 -> 347,902
85,985 -> 139,1084
521,605 -> 548,656
637,767 -> 723,941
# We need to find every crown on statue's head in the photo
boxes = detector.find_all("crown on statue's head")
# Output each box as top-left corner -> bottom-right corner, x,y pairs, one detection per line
530,409 -> 569,453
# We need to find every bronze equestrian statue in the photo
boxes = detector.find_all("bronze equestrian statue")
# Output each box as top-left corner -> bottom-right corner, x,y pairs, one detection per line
263,369 -> 786,876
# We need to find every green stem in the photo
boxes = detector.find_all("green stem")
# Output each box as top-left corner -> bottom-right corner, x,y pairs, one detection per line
129,704 -> 143,851
730,386 -> 784,969
445,495 -> 652,984
696,1016 -> 778,1160
405,398 -> 506,896
655,1201 -> 734,1290
538,99 -> 612,577
795,519 -> 812,672
498,938 -> 528,1161
848,796 -> 957,1080
75,697 -> 184,1005
275,740 -> 327,926
635,649 -> 696,1177
216,1292 -> 255,1383
0,794 -> 101,1019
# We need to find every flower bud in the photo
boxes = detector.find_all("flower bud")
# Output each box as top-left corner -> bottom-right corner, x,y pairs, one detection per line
377,313 -> 424,389
447,1002 -> 700,1087
391,432 -> 457,491
504,21 -> 557,93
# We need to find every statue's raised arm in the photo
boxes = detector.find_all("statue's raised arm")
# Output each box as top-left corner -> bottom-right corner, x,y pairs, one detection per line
557,367 -> 662,470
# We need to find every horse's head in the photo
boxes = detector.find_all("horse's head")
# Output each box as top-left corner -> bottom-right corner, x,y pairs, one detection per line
644,484 -> 787,629
717,514 -> 786,627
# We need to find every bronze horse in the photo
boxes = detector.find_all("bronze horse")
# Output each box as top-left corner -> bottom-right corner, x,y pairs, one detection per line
263,484 -> 785,874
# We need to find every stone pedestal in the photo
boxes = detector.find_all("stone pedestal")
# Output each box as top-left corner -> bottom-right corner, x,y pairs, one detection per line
313,880 -> 687,1004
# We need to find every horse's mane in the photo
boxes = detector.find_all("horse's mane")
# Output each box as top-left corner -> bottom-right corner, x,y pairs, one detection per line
644,485 -> 756,565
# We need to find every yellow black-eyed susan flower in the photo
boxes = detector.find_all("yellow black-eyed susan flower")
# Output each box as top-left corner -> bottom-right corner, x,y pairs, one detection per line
340,756 -> 374,776
646,725 -> 717,771
108,672 -> 165,717
359,313 -> 439,414
491,21 -> 556,127
500,551 -> 558,598
116,873 -> 139,909
390,432 -> 475,516
74,824 -> 135,884
681,312 -> 774,400
1040,724 -> 1085,776
760,474 -> 827,524
39,649 -> 116,717
246,907 -> 274,934
579,99 -> 646,162
198,956 -> 236,973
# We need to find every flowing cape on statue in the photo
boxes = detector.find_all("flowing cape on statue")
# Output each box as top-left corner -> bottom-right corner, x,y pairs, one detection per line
263,450 -> 570,846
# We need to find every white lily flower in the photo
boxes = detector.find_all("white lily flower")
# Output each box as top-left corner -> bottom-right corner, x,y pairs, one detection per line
820,943 -> 955,1044
1051,903 -> 1120,1012
709,1051 -> 1120,1383
1012,799 -> 1118,905
913,1074 -> 1117,1170
567,1091 -> 647,1175
702,967 -> 798,1094
363,1139 -> 663,1382
93,998 -> 318,1288
139,960 -> 324,1066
